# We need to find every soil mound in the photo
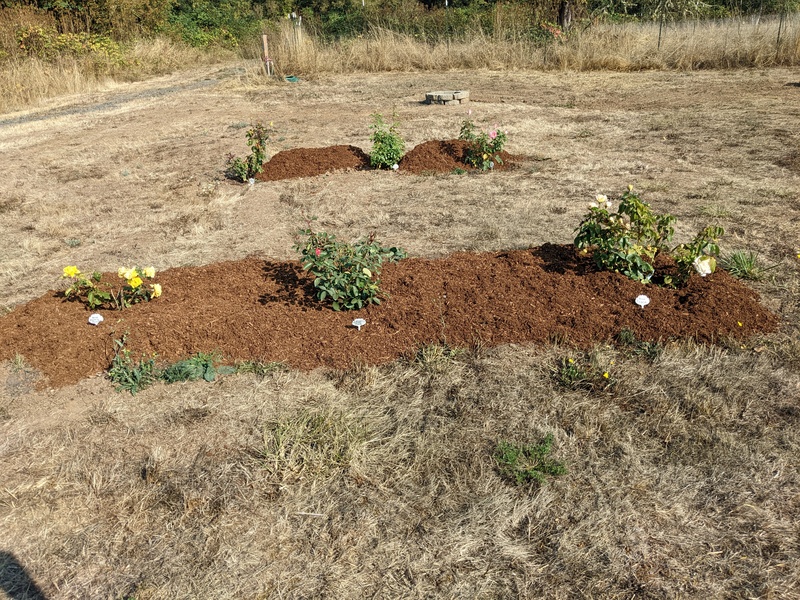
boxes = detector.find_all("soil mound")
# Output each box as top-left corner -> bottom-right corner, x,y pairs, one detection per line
0,245 -> 778,389
399,139 -> 512,174
256,144 -> 370,181
254,140 -> 516,181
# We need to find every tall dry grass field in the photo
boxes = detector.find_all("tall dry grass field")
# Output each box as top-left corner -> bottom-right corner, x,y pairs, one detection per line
265,14 -> 800,75
0,60 -> 799,598
0,6 -> 233,115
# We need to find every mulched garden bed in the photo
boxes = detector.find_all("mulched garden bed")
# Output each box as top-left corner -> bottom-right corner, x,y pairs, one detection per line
0,245 -> 778,389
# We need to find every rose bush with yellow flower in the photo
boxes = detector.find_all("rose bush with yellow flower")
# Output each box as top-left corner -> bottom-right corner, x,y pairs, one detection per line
62,264 -> 163,310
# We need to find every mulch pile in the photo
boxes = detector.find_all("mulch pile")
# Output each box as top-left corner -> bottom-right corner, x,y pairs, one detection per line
255,139 -> 513,181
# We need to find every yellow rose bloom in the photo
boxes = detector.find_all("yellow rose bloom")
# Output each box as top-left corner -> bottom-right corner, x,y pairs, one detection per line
143,266 -> 156,278
63,266 -> 80,278
118,267 -> 127,278
129,276 -> 143,289
124,268 -> 138,281
150,283 -> 162,298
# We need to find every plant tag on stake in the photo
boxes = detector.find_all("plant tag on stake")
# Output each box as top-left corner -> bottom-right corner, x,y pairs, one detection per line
635,295 -> 650,309
88,313 -> 104,325
352,318 -> 366,331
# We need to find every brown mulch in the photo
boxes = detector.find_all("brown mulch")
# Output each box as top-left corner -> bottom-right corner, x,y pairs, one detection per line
399,139 -> 512,174
254,139 -> 513,181
255,144 -> 370,181
0,245 -> 778,389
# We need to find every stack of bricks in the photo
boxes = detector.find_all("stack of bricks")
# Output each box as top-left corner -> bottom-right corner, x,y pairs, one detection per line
425,91 -> 469,105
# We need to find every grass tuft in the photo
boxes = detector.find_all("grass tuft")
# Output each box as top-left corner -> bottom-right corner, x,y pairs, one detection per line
720,249 -> 776,281
262,410 -> 368,483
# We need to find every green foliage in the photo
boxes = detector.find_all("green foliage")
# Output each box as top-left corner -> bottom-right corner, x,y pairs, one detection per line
160,352 -> 227,383
574,186 -> 724,286
108,340 -> 237,394
63,268 -> 110,309
369,112 -> 405,169
458,117 -> 507,171
294,219 -> 406,311
62,265 -> 162,310
164,0 -> 261,48
720,249 -> 776,281
226,122 -> 271,182
15,25 -> 123,66
495,434 -> 567,486
108,335 -> 158,395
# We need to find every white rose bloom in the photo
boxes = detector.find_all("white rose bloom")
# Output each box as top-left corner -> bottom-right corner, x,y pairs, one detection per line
693,255 -> 714,277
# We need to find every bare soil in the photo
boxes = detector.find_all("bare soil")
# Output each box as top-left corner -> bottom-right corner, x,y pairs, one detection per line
0,244 -> 777,388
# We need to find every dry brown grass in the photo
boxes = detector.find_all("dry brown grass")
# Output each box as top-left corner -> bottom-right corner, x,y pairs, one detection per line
1,65 -> 800,598
264,15 -> 800,76
0,6 -> 234,115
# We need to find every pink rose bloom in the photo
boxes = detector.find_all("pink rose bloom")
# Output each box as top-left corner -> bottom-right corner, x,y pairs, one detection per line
489,130 -> 497,139
315,248 -> 321,257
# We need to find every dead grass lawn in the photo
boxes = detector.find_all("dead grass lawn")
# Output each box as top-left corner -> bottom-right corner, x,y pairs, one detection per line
1,63 -> 799,599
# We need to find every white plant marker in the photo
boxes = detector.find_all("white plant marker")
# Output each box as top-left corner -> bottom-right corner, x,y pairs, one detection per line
248,177 -> 255,186
635,295 -> 650,309
352,318 -> 366,331
88,313 -> 104,325
391,163 -> 399,171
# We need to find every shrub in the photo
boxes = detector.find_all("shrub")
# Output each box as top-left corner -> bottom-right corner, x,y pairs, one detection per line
495,434 -> 567,485
15,25 -> 124,68
458,115 -> 507,171
295,220 -> 406,311
226,122 -> 271,182
574,186 -> 724,286
369,112 -> 404,169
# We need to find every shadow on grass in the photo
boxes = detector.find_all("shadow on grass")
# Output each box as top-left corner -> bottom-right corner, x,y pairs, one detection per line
0,551 -> 48,600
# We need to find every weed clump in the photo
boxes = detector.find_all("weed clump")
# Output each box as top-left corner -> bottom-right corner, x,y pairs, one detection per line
495,434 -> 567,485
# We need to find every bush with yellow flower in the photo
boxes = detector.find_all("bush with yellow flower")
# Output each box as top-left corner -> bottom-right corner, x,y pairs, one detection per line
62,265 -> 162,310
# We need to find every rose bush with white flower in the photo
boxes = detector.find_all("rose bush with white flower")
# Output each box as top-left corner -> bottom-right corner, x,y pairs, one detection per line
575,186 -> 724,286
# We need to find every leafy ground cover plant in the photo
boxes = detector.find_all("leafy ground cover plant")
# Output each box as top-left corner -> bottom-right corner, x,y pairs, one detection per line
161,352 -> 236,383
495,434 -> 567,485
295,220 -> 406,311
62,265 -> 162,310
458,113 -> 508,171
108,335 -> 158,395
616,328 -> 663,362
574,186 -> 724,285
369,112 -> 404,169
109,342 -> 236,394
226,122 -> 271,182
